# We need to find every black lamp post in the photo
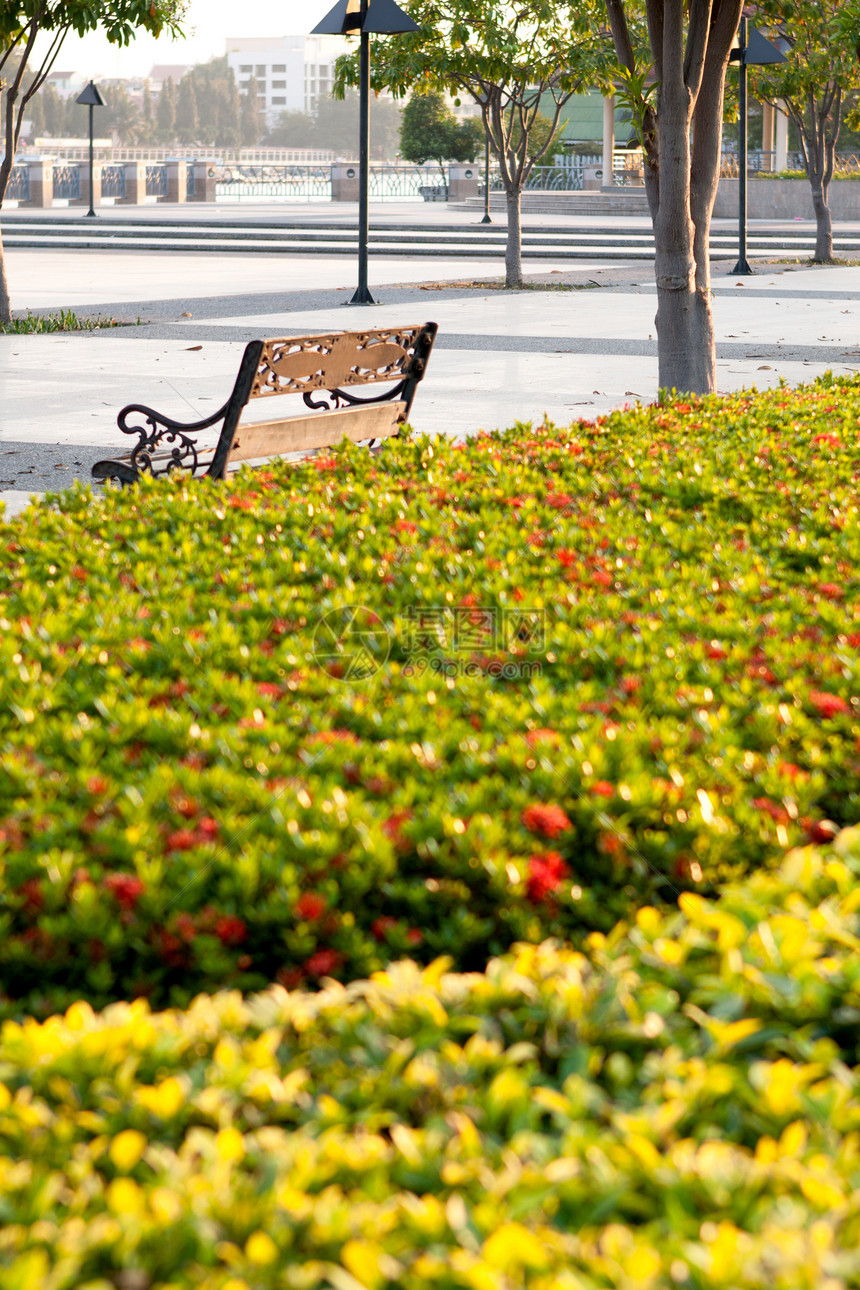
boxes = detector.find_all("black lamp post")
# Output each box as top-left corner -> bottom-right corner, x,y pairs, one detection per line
75,80 -> 105,218
729,20 -> 789,275
313,0 -> 418,305
481,130 -> 492,224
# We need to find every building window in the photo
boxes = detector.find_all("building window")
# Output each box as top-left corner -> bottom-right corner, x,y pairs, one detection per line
256,65 -> 266,75
272,97 -> 286,105
272,64 -> 286,72
240,64 -> 252,73
272,80 -> 286,89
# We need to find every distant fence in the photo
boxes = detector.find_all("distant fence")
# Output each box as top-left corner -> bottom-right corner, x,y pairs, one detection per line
52,164 -> 80,201
7,165 -> 29,201
4,154 -> 658,207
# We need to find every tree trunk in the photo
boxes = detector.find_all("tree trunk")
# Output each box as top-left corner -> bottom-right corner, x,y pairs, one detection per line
811,182 -> 834,261
651,44 -> 715,396
0,226 -> 10,326
504,186 -> 523,288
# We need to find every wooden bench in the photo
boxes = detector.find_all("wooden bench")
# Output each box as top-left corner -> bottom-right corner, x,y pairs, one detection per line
91,322 -> 438,485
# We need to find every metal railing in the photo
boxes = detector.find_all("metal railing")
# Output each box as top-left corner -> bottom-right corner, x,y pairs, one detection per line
369,164 -> 446,199
101,165 -> 126,199
52,164 -> 80,200
7,165 -> 30,201
215,164 -> 332,200
145,165 -> 167,197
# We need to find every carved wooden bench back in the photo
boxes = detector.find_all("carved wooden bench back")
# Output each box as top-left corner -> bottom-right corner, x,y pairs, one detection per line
213,322 -> 437,478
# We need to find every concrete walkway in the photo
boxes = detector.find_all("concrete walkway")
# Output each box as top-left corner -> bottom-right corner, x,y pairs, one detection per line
1,213 -> 859,520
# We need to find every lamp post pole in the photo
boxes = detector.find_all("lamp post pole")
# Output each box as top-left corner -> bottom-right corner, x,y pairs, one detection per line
731,17 -> 751,275
481,130 -> 491,224
313,0 -> 418,305
729,20 -> 789,276
353,0 -> 374,303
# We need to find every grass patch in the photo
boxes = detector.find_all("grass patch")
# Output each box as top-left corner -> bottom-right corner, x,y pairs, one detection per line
0,309 -> 138,334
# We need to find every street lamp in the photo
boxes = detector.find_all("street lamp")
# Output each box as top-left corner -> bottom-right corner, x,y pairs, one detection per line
313,0 -> 418,305
729,20 -> 790,275
75,80 -> 105,219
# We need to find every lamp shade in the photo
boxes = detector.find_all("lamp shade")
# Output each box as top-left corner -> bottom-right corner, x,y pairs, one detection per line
312,0 -> 418,35
76,81 -> 105,107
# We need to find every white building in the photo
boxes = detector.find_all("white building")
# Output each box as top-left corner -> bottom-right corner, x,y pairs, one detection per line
225,35 -> 347,121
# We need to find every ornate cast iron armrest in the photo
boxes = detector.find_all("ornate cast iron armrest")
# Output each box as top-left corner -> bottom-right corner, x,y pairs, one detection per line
93,400 -> 231,483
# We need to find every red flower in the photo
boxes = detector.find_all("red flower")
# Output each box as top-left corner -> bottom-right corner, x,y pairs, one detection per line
818,583 -> 844,601
805,818 -> 838,844
173,796 -> 198,819
276,966 -> 305,990
809,691 -> 850,719
175,912 -> 197,942
214,915 -> 247,946
752,797 -> 789,823
296,892 -> 326,921
371,916 -> 398,941
556,549 -> 577,568
522,804 -> 572,839
256,681 -> 283,697
526,851 -> 570,902
314,455 -> 339,471
165,828 -> 197,852
86,775 -> 109,795
382,810 -> 413,853
196,817 -> 220,841
813,433 -> 839,447
705,643 -> 726,660
545,493 -> 572,510
393,519 -> 418,534
590,781 -> 614,798
155,929 -> 187,968
104,873 -> 145,910
304,948 -> 343,977
525,728 -> 560,747
406,928 -> 423,945
620,676 -> 640,694
306,730 -> 357,745
592,570 -> 613,588
19,877 -> 43,911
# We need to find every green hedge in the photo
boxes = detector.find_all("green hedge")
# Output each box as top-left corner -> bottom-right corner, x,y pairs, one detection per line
2,374 -> 860,1016
2,835 -> 860,1288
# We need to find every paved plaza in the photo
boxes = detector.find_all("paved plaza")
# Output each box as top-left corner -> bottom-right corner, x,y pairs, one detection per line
2,202 -> 859,518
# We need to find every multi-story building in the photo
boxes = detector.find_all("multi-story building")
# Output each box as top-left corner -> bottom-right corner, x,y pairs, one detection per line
225,35 -> 347,121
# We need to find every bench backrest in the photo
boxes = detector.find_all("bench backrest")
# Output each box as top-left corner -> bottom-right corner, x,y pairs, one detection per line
209,321 -> 437,478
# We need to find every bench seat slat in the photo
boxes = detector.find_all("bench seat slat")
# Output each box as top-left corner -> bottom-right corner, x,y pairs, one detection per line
224,401 -> 406,472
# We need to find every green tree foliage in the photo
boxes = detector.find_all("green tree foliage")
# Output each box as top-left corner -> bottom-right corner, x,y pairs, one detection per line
141,78 -> 153,138
240,73 -> 265,146
399,89 -> 479,174
175,73 -> 198,144
747,0 -> 860,262
156,75 -> 176,144
265,91 -> 401,159
184,56 -> 240,149
333,0 -> 613,287
262,109 -> 315,148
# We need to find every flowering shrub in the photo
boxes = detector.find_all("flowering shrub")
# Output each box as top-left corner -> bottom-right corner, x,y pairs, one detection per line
2,374 -> 860,1015
2,833 -> 860,1287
